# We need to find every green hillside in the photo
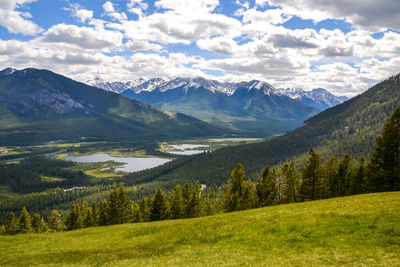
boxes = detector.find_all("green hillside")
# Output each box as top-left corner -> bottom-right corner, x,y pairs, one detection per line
125,73 -> 400,185
0,68 -> 223,145
1,192 -> 399,266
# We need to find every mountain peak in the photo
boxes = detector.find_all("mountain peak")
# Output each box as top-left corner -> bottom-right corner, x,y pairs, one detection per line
0,68 -> 17,77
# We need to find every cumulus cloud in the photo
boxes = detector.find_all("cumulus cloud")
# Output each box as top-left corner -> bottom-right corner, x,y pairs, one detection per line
0,0 -> 41,35
266,0 -> 400,32
125,40 -> 163,52
102,1 -> 127,21
41,24 -> 122,50
64,4 -> 93,23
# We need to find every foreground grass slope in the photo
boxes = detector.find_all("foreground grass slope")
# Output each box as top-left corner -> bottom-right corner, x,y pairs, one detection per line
1,192 -> 399,266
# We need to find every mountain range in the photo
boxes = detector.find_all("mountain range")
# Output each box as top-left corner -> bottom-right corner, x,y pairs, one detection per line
0,68 -> 223,145
91,77 -> 339,135
124,73 -> 400,186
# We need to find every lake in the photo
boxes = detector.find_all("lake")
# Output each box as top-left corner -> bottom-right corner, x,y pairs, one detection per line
167,144 -> 210,155
65,153 -> 171,173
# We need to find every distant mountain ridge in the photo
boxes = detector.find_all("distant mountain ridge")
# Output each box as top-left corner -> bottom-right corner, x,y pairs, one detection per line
0,68 -> 223,145
278,87 -> 348,110
90,77 -> 319,135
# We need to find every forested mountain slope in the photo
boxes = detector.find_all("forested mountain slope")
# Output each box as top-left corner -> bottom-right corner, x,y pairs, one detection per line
0,68 -> 223,145
125,73 -> 400,185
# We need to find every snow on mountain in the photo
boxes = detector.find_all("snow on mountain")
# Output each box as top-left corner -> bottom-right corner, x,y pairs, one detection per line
88,77 -> 147,94
278,87 -> 348,110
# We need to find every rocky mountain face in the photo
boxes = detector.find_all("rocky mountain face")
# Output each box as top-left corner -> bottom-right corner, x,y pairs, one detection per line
278,87 -> 348,110
0,68 -> 224,145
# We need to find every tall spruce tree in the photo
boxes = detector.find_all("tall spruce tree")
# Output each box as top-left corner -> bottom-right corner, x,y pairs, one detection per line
223,163 -> 246,211
187,182 -> 202,218
17,206 -> 32,234
255,166 -> 277,207
281,161 -> 298,203
65,204 -> 82,230
368,107 -> 400,191
325,156 -> 339,197
350,157 -> 367,194
99,199 -> 110,226
150,188 -> 168,221
169,184 -> 183,219
5,212 -> 18,235
300,149 -> 324,201
337,153 -> 352,196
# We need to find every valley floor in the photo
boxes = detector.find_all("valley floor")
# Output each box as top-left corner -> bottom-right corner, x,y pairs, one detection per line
1,192 -> 399,266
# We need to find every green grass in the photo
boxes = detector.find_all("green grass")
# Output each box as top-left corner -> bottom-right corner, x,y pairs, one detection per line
1,192 -> 399,266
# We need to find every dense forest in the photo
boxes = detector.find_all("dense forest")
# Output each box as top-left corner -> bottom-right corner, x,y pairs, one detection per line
2,107 -> 399,235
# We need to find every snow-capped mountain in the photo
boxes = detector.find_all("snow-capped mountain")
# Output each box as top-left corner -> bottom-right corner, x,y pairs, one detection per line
279,87 -> 348,110
88,77 -> 147,94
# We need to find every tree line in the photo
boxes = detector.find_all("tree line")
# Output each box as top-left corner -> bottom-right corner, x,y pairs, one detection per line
1,107 -> 399,235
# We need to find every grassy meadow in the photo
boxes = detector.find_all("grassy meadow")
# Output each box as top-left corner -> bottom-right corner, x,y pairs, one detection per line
1,192 -> 399,266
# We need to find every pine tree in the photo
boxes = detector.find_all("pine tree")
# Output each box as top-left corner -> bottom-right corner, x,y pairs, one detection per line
65,204 -> 82,230
182,182 -> 192,218
31,213 -> 47,233
92,202 -> 100,226
0,225 -> 6,235
47,210 -> 65,232
368,107 -> 400,191
325,156 -> 339,197
337,153 -> 352,196
350,157 -> 367,194
223,163 -> 246,211
108,187 -> 119,225
300,149 -> 324,201
118,186 -> 132,224
5,212 -> 18,235
169,184 -> 183,219
99,199 -> 110,226
139,197 -> 151,222
281,161 -> 299,203
187,182 -> 202,218
17,206 -> 32,234
255,166 -> 277,207
150,188 -> 168,221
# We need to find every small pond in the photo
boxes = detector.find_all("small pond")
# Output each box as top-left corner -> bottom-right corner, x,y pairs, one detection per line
167,144 -> 210,155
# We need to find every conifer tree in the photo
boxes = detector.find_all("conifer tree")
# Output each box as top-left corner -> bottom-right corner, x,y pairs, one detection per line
337,153 -> 352,196
150,188 -> 168,221
47,210 -> 65,232
31,213 -> 47,233
182,182 -> 192,218
255,166 -> 277,207
0,225 -> 5,235
325,156 -> 339,197
223,163 -> 246,211
99,199 -> 110,226
108,187 -> 120,225
350,157 -> 367,194
187,182 -> 202,218
281,161 -> 298,203
92,202 -> 100,226
368,107 -> 400,191
169,184 -> 183,219
17,206 -> 32,234
5,212 -> 18,235
65,204 -> 82,230
118,186 -> 132,224
139,197 -> 151,222
300,149 -> 324,201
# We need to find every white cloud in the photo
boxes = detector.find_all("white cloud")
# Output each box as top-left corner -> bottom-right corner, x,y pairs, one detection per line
125,40 -> 163,52
102,1 -> 127,21
0,0 -> 41,35
41,24 -> 123,50
127,0 -> 148,17
64,4 -> 93,23
266,0 -> 400,32
154,0 -> 219,14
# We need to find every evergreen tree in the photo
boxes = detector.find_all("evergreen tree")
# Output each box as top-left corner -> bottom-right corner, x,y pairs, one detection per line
92,202 -> 100,226
108,187 -> 120,225
187,182 -> 202,218
300,149 -> 324,201
139,197 -> 151,222
47,210 -> 65,232
281,161 -> 298,203
65,204 -> 82,230
31,213 -> 47,233
368,107 -> 400,191
182,182 -> 192,218
325,156 -> 339,197
118,186 -> 132,224
150,188 -> 168,221
337,153 -> 352,196
223,163 -> 246,211
17,206 -> 32,234
169,184 -> 183,219
350,157 -> 367,194
255,166 -> 277,207
99,199 -> 110,226
5,212 -> 18,235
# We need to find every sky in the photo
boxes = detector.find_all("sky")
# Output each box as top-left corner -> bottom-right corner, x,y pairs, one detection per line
0,0 -> 400,96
